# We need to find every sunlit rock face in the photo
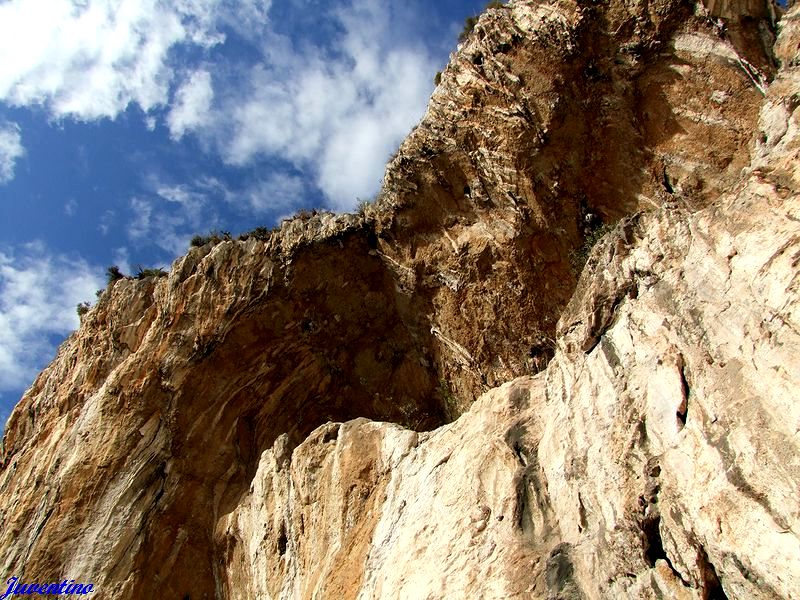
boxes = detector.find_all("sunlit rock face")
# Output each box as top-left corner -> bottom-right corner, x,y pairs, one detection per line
1,0 -> 797,598
374,0 -> 775,401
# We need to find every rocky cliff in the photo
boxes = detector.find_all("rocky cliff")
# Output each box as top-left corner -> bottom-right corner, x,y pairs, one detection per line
1,0 -> 798,598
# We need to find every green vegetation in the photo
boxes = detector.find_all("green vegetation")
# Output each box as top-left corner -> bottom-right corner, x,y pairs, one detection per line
438,379 -> 458,419
76,302 -> 91,318
357,199 -> 371,216
357,187 -> 388,217
237,226 -> 271,242
459,2 -> 507,43
106,265 -> 124,285
569,222 -> 616,276
434,71 -> 442,86
134,265 -> 168,280
459,16 -> 479,42
190,230 -> 232,248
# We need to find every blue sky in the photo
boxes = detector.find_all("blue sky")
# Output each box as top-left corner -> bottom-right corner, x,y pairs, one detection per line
0,0 -> 492,424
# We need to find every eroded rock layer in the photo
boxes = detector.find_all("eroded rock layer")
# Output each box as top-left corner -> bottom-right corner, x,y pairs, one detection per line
1,0 -> 798,598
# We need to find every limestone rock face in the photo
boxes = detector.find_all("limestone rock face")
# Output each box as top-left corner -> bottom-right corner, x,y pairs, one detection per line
373,0 -> 774,400
539,189 -> 800,598
1,0 -> 798,599
219,379 -> 547,599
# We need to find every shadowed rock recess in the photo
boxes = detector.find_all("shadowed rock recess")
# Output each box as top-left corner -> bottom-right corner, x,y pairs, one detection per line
1,0 -> 798,598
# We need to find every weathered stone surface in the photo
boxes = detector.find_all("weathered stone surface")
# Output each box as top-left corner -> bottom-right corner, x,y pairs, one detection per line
224,141 -> 800,597
1,0 -> 797,598
371,0 -> 775,400
540,198 -> 800,598
219,378 -> 547,599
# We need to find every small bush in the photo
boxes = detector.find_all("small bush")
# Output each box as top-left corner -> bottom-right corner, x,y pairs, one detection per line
238,226 -> 271,242
76,302 -> 91,318
190,230 -> 232,248
134,265 -> 168,280
569,222 -> 615,276
459,15 -> 479,42
459,2 -> 507,44
106,265 -> 124,285
355,187 -> 392,217
356,198 -> 372,216
438,379 -> 458,419
295,208 -> 317,221
434,71 -> 442,86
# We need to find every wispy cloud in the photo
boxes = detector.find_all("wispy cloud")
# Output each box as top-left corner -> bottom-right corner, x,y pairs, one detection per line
125,176 -> 226,257
122,171 -> 312,257
167,69 -> 214,140
128,196 -> 155,242
64,198 -> 78,216
0,242 -> 102,392
241,173 -> 306,216
127,196 -> 190,257
0,121 -> 24,184
98,209 -> 116,235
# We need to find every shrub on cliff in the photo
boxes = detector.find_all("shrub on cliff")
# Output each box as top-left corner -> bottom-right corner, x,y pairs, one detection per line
76,302 -> 91,319
106,265 -> 124,285
459,16 -> 479,42
190,230 -> 232,248
134,265 -> 167,280
238,226 -> 270,242
459,1 -> 507,43
570,222 -> 615,276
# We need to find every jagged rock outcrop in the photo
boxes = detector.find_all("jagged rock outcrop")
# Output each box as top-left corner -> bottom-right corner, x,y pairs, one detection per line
1,0 -> 798,598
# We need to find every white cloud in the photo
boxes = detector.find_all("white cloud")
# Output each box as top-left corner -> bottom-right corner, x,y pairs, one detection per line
200,0 -> 437,210
216,0 -> 273,41
98,209 -> 116,235
128,196 -> 154,242
0,242 -> 102,392
0,121 -> 24,184
167,69 -> 214,140
111,246 -> 132,276
127,194 -> 193,256
64,198 -> 78,216
0,0 -> 225,120
156,182 -> 202,206
243,173 -> 306,216
123,172 -> 309,257
0,0 -> 440,212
